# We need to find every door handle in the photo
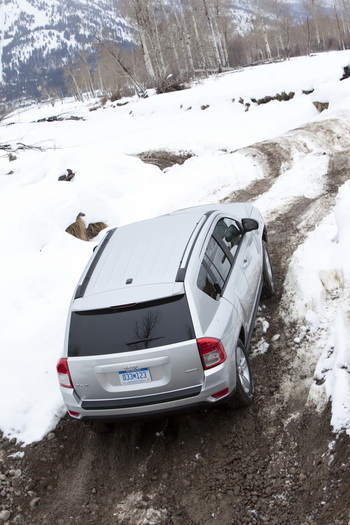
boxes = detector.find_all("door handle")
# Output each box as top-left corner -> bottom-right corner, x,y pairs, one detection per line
242,258 -> 249,269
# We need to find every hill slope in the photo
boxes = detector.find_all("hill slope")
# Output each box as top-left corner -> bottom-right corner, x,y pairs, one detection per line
0,0 -> 336,101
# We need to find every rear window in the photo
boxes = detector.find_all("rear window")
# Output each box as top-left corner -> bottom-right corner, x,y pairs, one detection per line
68,294 -> 195,357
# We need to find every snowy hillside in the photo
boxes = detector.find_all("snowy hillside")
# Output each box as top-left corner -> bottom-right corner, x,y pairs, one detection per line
0,0 -> 338,100
1,50 -> 350,444
0,0 -> 132,98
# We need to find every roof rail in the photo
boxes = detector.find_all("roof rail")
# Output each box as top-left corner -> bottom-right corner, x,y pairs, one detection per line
75,228 -> 116,299
175,211 -> 215,282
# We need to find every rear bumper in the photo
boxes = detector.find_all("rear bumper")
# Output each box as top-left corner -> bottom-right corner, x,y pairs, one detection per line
80,384 -> 202,410
60,371 -> 235,422
80,398 -> 230,423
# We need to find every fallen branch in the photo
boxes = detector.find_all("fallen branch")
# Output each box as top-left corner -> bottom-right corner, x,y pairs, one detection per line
16,143 -> 45,151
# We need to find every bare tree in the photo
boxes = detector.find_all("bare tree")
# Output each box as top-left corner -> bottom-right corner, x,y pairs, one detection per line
174,0 -> 195,75
64,66 -> 84,101
250,0 -> 272,60
95,37 -> 147,97
202,0 -> 225,69
303,0 -> 325,51
0,0 -> 4,84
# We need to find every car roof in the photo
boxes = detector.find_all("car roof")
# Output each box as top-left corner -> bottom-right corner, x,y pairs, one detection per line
73,203 -> 252,308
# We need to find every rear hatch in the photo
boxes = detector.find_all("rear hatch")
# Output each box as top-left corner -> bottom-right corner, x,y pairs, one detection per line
67,294 -> 204,409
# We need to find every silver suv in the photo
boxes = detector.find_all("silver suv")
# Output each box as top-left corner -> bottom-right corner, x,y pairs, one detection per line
57,203 -> 274,424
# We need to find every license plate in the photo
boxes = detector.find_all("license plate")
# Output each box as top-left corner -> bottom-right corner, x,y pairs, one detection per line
119,367 -> 152,385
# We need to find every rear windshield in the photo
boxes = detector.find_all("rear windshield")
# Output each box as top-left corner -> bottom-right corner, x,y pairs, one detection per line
68,294 -> 195,357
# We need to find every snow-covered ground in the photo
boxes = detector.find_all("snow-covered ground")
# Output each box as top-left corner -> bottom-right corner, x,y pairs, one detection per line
1,51 -> 350,444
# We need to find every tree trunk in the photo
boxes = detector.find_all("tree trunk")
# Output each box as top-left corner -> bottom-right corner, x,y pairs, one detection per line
129,0 -> 156,80
179,0 -> 195,74
256,0 -> 272,59
150,1 -> 167,79
95,37 -> 147,98
159,0 -> 181,71
202,0 -> 223,69
334,4 -> 346,49
212,0 -> 229,67
187,0 -> 207,70
139,27 -> 156,79
168,0 -> 193,75
311,0 -> 322,49
0,4 -> 3,84
339,0 -> 350,42
65,67 -> 84,102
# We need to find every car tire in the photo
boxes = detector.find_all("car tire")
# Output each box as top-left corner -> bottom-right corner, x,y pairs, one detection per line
227,340 -> 254,409
262,241 -> 275,297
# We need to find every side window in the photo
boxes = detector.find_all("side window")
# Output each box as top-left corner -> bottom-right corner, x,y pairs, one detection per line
214,217 -> 242,257
197,263 -> 217,299
204,237 -> 231,286
197,236 -> 232,299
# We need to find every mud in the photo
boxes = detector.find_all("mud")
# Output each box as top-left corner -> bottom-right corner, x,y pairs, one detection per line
1,118 -> 350,525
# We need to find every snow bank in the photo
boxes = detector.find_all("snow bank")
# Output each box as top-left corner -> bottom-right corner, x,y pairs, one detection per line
283,182 -> 350,435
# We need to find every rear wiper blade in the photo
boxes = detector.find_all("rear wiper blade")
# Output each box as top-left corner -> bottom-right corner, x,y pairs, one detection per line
126,337 -> 164,346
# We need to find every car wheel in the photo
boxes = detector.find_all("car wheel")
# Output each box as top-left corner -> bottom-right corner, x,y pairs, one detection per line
227,340 -> 254,409
262,241 -> 275,297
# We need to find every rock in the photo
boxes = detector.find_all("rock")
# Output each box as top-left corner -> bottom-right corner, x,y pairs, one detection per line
58,169 -> 75,182
30,497 -> 42,509
11,477 -> 22,489
0,509 -> 11,521
313,101 -> 329,113
88,503 -> 99,513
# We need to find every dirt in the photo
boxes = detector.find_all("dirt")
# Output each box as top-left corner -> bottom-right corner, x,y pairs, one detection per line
1,120 -> 350,525
136,151 -> 193,170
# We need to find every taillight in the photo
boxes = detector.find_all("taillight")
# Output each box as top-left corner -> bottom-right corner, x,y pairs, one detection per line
197,338 -> 227,370
57,358 -> 73,388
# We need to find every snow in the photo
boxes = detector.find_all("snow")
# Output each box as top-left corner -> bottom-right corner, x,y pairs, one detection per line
1,50 -> 350,443
284,180 -> 350,434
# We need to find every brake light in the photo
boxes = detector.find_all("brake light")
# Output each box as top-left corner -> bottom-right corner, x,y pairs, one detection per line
197,338 -> 227,370
57,358 -> 73,388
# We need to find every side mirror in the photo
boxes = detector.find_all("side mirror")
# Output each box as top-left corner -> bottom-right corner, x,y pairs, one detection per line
242,218 -> 259,232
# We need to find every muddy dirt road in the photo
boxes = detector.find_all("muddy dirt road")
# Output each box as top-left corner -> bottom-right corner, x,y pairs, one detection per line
1,119 -> 349,525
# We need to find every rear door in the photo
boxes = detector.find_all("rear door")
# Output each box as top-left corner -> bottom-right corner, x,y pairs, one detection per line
67,294 -> 204,406
213,216 -> 261,328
